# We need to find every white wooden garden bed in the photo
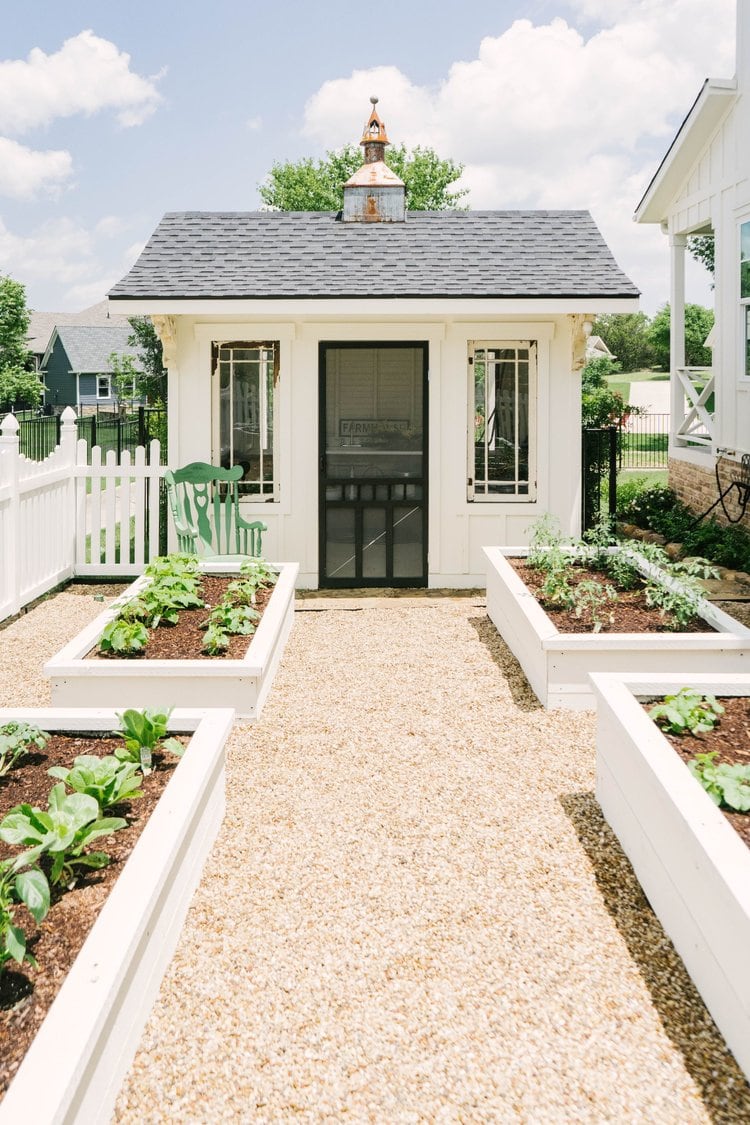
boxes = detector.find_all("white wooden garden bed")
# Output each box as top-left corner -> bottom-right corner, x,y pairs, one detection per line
0,705 -> 233,1125
44,562 -> 299,720
483,547 -> 750,710
590,672 -> 750,1082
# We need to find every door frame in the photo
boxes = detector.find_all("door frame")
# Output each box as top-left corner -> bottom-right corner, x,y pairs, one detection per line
318,341 -> 429,588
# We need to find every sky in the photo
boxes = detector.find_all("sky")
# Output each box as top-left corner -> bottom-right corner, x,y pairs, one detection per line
0,0 -> 737,316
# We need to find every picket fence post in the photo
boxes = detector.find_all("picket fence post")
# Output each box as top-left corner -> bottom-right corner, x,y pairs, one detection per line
0,413 -> 21,616
59,407 -> 78,574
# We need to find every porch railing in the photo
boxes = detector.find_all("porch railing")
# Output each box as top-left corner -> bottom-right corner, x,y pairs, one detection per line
674,366 -> 714,448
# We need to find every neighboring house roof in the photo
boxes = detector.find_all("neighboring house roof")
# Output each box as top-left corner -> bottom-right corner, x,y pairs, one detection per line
28,300 -> 129,356
586,335 -> 614,360
634,78 -> 737,224
44,325 -> 143,373
108,210 -> 639,300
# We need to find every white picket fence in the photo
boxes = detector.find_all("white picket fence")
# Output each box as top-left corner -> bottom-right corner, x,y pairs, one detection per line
0,408 -> 164,623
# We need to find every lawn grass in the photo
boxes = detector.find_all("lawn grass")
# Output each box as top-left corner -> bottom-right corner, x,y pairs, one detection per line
605,369 -> 669,403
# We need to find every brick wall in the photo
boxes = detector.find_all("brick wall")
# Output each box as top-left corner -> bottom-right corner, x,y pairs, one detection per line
669,457 -> 750,529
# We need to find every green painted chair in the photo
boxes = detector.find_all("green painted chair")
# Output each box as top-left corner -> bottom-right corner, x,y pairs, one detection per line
163,462 -> 266,561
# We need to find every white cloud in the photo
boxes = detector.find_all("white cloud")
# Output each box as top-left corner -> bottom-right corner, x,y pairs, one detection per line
0,137 -> 72,198
303,2 -> 734,311
0,30 -> 162,135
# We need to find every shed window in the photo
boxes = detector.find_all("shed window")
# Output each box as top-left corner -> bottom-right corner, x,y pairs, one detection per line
216,342 -> 279,499
468,342 -> 536,501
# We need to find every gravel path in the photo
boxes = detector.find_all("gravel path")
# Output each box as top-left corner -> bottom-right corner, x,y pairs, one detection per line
2,589 -> 749,1121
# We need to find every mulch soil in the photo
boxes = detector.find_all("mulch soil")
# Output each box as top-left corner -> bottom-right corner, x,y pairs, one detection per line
641,696 -> 750,852
512,561 -> 715,634
0,732 -> 186,1098
89,575 -> 274,660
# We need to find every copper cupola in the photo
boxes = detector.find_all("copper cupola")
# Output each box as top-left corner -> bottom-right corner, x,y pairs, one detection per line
342,97 -> 406,223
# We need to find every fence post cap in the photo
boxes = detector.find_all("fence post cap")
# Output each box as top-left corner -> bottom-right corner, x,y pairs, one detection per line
0,412 -> 19,436
60,406 -> 77,425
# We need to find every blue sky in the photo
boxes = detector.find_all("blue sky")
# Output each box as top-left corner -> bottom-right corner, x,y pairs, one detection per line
0,0 -> 736,314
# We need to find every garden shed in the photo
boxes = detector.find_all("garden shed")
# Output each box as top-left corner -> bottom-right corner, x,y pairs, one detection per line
109,103 -> 638,588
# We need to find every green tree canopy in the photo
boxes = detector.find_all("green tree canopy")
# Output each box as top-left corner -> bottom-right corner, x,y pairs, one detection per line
0,275 -> 40,411
259,143 -> 468,212
126,316 -> 166,402
591,312 -> 653,373
647,302 -> 714,369
687,234 -> 715,278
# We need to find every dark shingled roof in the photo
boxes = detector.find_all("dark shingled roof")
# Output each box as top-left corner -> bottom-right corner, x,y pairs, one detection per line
109,210 -> 638,301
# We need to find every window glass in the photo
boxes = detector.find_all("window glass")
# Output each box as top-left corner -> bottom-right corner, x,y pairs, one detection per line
97,375 -> 110,399
217,344 -> 277,498
469,343 -> 534,500
741,222 -> 750,299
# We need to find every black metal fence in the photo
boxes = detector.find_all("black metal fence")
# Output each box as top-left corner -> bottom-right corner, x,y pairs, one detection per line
619,413 -> 669,470
14,406 -> 167,464
582,426 -> 618,532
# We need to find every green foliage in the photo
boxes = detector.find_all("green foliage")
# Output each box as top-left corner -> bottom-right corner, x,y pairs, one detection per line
643,573 -> 705,630
582,356 -> 621,392
649,688 -> 724,735
0,855 -> 50,974
581,355 -> 638,428
259,142 -> 467,212
0,784 -> 126,888
204,603 -> 258,636
109,351 -> 139,404
0,274 -> 40,411
127,316 -> 167,403
145,554 -> 201,580
115,707 -> 183,771
0,367 -> 44,411
687,234 -> 715,279
48,755 -> 143,811
688,751 -> 750,812
573,579 -> 617,632
0,721 -> 49,777
99,618 -> 150,655
647,303 -> 714,369
239,557 -> 278,586
120,574 -> 203,629
201,624 -> 230,654
591,313 -> 654,373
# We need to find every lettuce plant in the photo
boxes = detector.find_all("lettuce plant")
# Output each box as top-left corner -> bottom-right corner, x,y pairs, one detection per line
48,755 -> 143,811
115,707 -> 184,771
0,855 -> 50,973
688,751 -> 750,812
0,721 -> 49,777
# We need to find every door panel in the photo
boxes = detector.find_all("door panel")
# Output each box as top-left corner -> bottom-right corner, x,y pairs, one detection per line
319,344 -> 428,587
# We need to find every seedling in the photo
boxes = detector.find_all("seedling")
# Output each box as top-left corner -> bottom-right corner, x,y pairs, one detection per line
99,619 -> 149,655
239,557 -> 277,586
204,603 -> 258,636
648,688 -> 724,735
0,721 -> 49,777
48,755 -> 143,811
0,855 -> 50,974
573,579 -> 617,633
688,751 -> 750,812
202,624 -> 230,655
115,707 -> 184,771
0,785 -> 126,888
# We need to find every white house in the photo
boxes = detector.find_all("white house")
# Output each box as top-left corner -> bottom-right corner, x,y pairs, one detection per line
635,3 -> 750,520
109,102 -> 638,588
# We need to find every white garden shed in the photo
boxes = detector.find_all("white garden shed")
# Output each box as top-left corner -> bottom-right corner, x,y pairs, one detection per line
109,103 -> 638,588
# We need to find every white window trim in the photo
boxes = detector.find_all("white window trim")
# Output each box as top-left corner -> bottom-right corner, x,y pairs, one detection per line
466,339 -> 537,503
740,216 -> 750,382
96,374 -> 111,400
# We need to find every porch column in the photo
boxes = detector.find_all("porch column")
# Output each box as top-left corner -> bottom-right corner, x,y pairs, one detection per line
669,233 -> 687,432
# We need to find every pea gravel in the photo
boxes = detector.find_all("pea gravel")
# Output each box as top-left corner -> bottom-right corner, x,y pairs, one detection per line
2,588 -> 749,1122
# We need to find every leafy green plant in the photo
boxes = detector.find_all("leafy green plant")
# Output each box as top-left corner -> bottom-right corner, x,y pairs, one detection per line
648,688 -> 724,735
0,785 -> 127,888
48,755 -> 143,811
0,855 -> 50,974
204,603 -> 258,636
672,557 -> 720,581
527,514 -> 565,570
99,618 -> 149,656
0,721 -> 49,777
539,562 -> 575,609
115,708 -> 184,771
644,576 -> 705,630
144,554 -> 201,581
239,557 -> 278,586
573,579 -> 617,633
605,550 -> 642,591
201,624 -> 230,655
688,751 -> 750,812
224,579 -> 265,608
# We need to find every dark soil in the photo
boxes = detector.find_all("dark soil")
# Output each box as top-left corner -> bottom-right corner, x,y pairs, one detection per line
512,561 -> 714,634
89,574 -> 274,660
643,696 -> 750,851
0,732 -> 186,1098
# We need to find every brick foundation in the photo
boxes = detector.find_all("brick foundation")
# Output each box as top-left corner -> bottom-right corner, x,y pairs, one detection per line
669,457 -> 750,529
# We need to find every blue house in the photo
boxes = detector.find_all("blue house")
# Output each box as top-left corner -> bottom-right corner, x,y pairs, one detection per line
41,325 -> 143,409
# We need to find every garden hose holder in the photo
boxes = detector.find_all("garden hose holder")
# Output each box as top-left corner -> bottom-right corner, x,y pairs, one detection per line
692,451 -> 750,525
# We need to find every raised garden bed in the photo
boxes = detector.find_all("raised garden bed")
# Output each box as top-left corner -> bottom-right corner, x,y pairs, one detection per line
0,705 -> 233,1123
590,672 -> 750,1083
45,561 -> 299,720
483,546 -> 750,710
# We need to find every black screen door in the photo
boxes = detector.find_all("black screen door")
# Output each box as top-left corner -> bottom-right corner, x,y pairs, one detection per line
319,343 -> 428,587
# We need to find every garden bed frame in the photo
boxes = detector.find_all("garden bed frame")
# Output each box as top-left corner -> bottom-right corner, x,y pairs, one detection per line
0,705 -> 233,1125
483,547 -> 750,710
590,672 -> 750,1082
44,561 -> 299,720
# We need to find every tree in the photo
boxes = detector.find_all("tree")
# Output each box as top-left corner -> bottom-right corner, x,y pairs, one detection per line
647,303 -> 714,369
0,274 -> 41,411
259,143 -> 468,212
591,312 -> 653,373
126,316 -> 166,402
109,351 -> 139,408
688,234 -> 715,279
581,356 -> 634,428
